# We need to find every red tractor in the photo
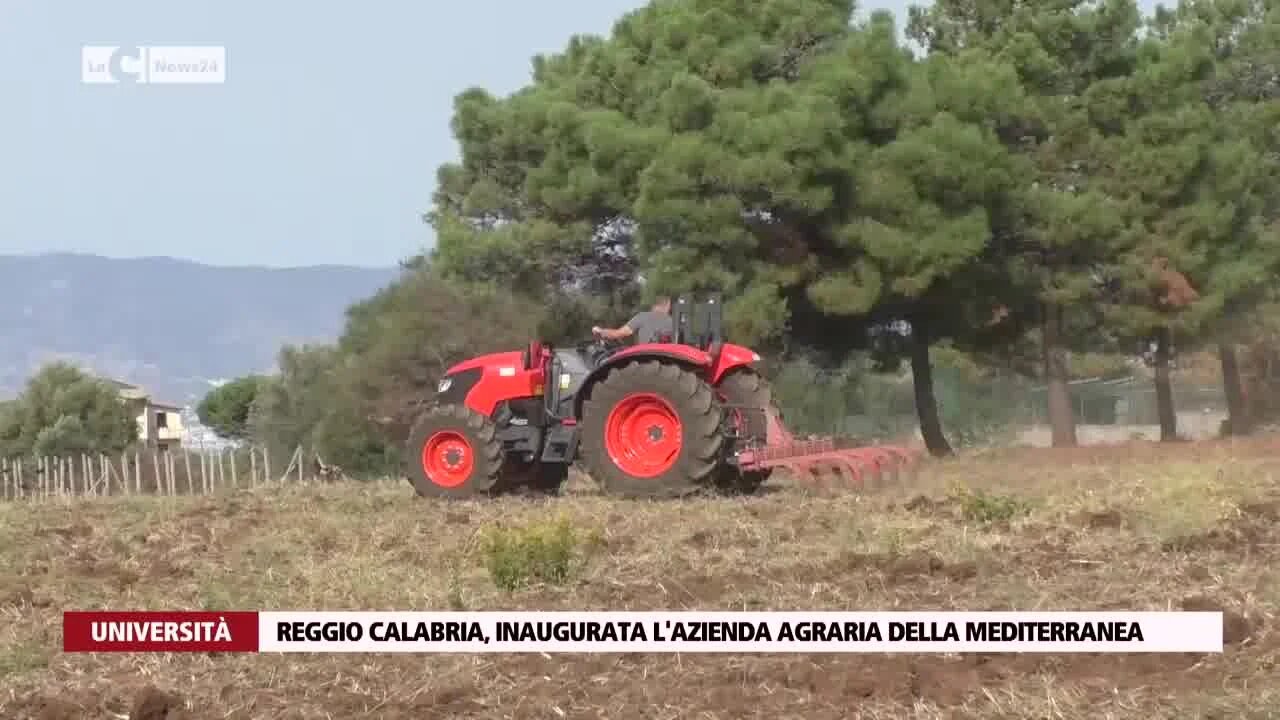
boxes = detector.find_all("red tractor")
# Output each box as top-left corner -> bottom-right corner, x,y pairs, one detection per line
406,295 -> 919,499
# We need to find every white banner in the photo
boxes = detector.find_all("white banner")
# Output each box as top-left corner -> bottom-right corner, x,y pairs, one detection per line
257,611 -> 1223,653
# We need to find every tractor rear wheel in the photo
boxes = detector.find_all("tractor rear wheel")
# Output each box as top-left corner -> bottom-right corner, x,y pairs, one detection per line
406,404 -> 505,499
580,360 -> 724,498
716,369 -> 776,494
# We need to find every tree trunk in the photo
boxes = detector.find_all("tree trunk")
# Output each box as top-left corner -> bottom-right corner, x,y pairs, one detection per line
909,319 -> 953,457
1042,302 -> 1077,447
1154,327 -> 1178,442
1219,342 -> 1249,436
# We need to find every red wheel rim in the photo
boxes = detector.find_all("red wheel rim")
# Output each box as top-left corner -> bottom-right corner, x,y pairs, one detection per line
604,392 -> 683,478
421,431 -> 474,488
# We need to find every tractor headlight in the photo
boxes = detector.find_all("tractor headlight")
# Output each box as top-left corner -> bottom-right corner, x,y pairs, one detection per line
437,377 -> 453,394
752,352 -> 761,362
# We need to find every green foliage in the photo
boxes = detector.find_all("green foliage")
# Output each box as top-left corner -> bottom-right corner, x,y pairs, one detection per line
1104,0 -> 1280,348
948,484 -> 1033,525
245,266 -> 546,475
0,362 -> 138,457
197,375 -> 265,440
422,0 -> 1153,452
908,0 -> 1144,326
479,517 -> 600,591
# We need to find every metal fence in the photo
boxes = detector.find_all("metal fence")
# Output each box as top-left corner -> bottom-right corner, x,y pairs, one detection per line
773,370 -> 1232,447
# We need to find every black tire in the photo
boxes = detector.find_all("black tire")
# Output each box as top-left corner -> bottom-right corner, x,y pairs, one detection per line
405,404 -> 504,499
716,369 -> 776,494
580,359 -> 725,498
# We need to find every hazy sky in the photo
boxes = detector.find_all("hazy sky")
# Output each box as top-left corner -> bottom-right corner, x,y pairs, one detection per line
2,1 -> 1159,269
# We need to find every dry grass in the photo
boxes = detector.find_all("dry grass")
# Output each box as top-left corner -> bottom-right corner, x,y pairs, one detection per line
2,435 -> 1280,719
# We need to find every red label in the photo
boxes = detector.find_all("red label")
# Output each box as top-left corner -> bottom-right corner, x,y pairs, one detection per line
63,611 -> 259,652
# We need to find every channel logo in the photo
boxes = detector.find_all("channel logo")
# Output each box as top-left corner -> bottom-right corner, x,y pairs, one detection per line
82,45 -> 226,84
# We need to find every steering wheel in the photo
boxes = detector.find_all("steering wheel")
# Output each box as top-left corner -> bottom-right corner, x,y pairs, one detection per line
579,335 -> 623,366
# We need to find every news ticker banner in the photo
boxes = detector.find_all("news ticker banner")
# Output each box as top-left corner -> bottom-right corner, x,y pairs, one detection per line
62,611 -> 1223,654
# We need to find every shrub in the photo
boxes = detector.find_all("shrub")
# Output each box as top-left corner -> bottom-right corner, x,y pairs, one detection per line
479,517 -> 595,591
948,484 -> 1032,525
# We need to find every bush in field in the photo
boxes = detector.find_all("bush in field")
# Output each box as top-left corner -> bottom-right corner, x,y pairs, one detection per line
479,517 -> 600,591
0,362 -> 137,457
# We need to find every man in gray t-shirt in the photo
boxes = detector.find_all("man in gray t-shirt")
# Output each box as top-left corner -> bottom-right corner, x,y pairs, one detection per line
592,296 -> 675,345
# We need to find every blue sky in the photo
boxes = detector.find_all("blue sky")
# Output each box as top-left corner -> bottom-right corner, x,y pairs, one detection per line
1,0 -> 1158,269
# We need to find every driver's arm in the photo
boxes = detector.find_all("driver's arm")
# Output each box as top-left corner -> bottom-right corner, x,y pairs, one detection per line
592,314 -> 641,340
592,323 -> 634,340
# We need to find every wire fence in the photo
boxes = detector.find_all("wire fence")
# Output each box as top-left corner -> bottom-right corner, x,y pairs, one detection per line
774,372 -> 1236,448
0,444 -> 348,502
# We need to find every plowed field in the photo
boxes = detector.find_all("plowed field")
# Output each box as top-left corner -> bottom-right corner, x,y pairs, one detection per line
3,436 -> 1278,719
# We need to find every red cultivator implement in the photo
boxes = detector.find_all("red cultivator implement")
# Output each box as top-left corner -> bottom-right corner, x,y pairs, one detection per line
731,405 -> 923,491
405,293 -> 925,499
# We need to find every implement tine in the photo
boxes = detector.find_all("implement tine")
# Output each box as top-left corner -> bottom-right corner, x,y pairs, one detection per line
734,430 -> 922,492
831,455 -> 868,490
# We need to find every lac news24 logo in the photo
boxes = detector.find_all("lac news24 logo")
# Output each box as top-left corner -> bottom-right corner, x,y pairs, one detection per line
82,45 -> 226,84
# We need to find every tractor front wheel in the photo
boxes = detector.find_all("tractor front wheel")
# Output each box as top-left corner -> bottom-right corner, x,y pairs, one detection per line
406,404 -> 505,499
580,360 -> 724,498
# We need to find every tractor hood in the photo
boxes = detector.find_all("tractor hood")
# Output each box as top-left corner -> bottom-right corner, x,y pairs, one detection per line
444,350 -> 525,377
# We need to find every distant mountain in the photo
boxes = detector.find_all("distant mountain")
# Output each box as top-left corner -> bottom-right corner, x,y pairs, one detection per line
0,252 -> 401,405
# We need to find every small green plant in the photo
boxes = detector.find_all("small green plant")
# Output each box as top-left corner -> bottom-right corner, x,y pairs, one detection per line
480,516 -> 585,591
878,526 -> 907,558
949,484 -> 1031,525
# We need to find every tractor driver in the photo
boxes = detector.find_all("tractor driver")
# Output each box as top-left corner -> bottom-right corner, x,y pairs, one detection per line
591,296 -> 674,345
